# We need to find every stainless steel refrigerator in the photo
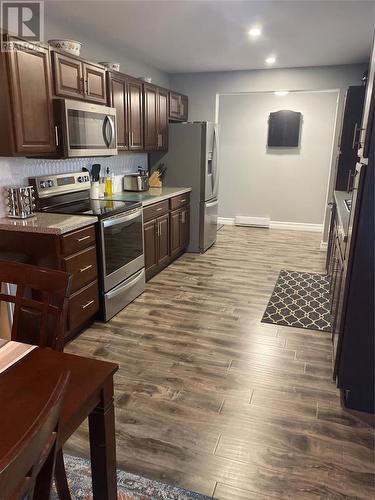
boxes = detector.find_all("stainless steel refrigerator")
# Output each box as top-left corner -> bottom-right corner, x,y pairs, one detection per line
163,122 -> 219,253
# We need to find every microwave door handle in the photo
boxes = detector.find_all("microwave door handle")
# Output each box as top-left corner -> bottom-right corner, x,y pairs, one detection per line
103,115 -> 114,147
103,116 -> 110,147
107,116 -> 115,146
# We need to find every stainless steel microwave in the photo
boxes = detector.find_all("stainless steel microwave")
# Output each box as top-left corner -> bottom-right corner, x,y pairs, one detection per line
55,99 -> 118,157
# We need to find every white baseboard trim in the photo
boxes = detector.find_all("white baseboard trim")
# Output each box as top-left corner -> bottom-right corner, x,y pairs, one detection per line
218,217 -> 323,232
320,241 -> 328,250
217,217 -> 235,225
269,221 -> 323,232
235,216 -> 270,227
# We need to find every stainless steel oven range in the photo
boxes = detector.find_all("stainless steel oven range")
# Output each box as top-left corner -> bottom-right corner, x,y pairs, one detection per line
29,172 -> 145,321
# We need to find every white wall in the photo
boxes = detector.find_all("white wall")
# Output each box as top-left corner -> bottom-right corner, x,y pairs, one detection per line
169,64 -> 366,240
218,91 -> 338,227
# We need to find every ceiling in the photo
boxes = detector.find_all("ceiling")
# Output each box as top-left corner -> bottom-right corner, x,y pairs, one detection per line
45,0 -> 375,74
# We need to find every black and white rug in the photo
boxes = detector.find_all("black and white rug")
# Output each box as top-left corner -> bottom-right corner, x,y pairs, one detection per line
262,270 -> 331,332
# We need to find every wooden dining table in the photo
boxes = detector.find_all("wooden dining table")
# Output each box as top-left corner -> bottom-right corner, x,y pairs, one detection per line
0,341 -> 119,499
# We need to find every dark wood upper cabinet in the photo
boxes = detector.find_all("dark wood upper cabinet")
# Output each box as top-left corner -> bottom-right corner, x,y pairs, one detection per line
143,83 -> 158,151
52,52 -> 106,104
0,37 -> 56,156
52,52 -> 83,99
107,72 -> 144,151
83,63 -> 106,104
157,88 -> 168,151
127,78 -> 144,151
143,83 -> 169,152
168,91 -> 188,122
108,73 -> 127,150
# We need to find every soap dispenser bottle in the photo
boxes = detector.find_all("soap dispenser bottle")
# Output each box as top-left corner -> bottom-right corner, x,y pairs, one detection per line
105,167 -> 113,197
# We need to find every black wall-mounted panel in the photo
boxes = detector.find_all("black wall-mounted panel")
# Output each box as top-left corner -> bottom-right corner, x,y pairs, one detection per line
268,110 -> 302,147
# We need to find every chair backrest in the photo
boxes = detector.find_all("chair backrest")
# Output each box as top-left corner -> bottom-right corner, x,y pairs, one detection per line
0,261 -> 72,351
0,371 -> 70,500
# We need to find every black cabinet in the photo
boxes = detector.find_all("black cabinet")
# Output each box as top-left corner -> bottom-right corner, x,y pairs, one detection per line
335,86 -> 365,191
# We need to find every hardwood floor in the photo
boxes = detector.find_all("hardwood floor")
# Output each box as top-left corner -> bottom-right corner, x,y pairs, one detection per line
65,226 -> 375,499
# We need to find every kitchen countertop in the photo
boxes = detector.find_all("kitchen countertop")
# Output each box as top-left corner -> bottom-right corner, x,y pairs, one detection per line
102,187 -> 192,207
0,212 -> 98,235
334,190 -> 351,232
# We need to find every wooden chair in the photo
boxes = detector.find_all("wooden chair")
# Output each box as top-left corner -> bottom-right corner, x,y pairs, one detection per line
0,371 -> 70,500
0,260 -> 73,499
0,260 -> 72,351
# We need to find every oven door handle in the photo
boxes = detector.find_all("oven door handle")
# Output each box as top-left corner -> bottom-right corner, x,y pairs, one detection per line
106,268 -> 145,299
102,209 -> 142,228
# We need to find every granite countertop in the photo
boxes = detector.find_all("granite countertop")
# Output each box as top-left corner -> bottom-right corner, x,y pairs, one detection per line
102,187 -> 192,207
334,190 -> 351,233
0,212 -> 98,235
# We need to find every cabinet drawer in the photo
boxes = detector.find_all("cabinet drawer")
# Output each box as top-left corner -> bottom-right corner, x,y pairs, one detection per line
170,193 -> 190,211
68,280 -> 99,332
63,246 -> 98,293
61,225 -> 96,256
143,200 -> 169,221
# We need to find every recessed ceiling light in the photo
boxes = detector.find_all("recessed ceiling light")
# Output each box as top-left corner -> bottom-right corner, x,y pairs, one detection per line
265,56 -> 276,64
248,26 -> 262,38
274,91 -> 289,96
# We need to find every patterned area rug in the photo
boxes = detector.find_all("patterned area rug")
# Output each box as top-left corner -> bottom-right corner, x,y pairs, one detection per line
51,454 -> 211,499
262,270 -> 331,332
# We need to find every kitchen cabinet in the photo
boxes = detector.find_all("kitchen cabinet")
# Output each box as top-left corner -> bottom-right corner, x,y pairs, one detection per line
0,224 -> 99,342
108,71 -> 144,151
170,207 -> 190,257
169,91 -> 188,122
143,194 -> 190,280
52,51 -> 107,104
0,36 -> 56,156
335,86 -> 365,191
143,83 -> 169,151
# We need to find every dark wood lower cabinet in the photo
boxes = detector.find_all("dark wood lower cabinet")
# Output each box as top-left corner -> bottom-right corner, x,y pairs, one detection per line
144,197 -> 190,281
0,225 -> 99,342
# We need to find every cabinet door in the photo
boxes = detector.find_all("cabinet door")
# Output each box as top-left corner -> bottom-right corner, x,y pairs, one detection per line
53,52 -> 83,99
157,88 -> 168,151
8,45 -> 56,154
169,92 -> 181,119
180,206 -> 190,249
109,74 -> 127,150
170,209 -> 181,257
157,214 -> 170,266
83,63 -> 107,104
127,78 -> 144,151
144,219 -> 158,276
143,84 -> 158,151
180,95 -> 188,121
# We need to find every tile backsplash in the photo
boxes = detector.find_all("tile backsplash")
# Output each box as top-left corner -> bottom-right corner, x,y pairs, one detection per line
0,153 -> 147,216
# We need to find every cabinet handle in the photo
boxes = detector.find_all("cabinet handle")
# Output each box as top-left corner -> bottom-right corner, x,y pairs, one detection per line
180,199 -> 186,203
79,264 -> 93,273
54,125 -> 59,146
181,212 -> 185,224
82,299 -> 94,310
128,131 -> 132,146
156,207 -> 163,211
76,235 -> 91,242
86,78 -> 90,95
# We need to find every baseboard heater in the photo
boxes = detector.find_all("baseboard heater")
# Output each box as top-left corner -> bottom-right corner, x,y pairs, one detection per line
234,216 -> 270,228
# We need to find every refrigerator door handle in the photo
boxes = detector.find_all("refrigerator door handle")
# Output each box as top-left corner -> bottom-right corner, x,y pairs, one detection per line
206,199 -> 218,208
212,126 -> 219,197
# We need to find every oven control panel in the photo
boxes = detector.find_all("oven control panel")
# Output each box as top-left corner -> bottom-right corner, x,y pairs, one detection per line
29,172 -> 91,199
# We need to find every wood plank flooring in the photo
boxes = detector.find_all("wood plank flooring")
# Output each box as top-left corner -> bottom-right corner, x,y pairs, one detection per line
65,226 -> 375,499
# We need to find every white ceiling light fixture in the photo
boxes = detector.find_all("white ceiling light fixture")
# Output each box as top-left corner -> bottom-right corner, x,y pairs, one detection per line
265,55 -> 276,64
248,26 -> 262,38
274,91 -> 289,96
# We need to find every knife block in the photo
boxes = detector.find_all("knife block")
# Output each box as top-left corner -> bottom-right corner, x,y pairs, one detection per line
149,171 -> 162,188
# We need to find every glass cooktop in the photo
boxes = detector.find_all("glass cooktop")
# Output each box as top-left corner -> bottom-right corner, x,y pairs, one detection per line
44,198 -> 141,218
